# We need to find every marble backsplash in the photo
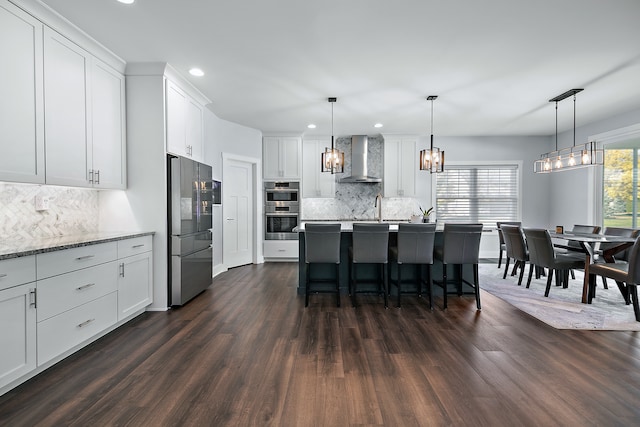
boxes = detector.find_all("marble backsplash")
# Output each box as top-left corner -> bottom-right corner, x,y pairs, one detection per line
302,135 -> 422,220
0,182 -> 98,240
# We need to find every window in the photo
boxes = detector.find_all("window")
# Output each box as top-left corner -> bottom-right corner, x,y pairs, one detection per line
603,147 -> 639,228
435,163 -> 520,227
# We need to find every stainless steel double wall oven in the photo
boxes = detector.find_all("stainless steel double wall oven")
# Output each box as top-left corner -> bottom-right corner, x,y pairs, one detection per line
265,181 -> 299,240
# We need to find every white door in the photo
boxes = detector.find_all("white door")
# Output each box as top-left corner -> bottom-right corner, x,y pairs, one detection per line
223,158 -> 254,268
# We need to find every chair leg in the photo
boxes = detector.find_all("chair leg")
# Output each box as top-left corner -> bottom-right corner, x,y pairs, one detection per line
442,263 -> 448,310
630,284 -> 640,322
350,262 -> 357,308
474,263 -> 481,310
545,269 -> 554,297
517,262 -> 526,286
503,257 -> 510,279
588,272 -> 596,304
397,263 -> 402,308
305,262 -> 310,307
615,280 -> 630,304
456,264 -> 463,296
417,264 -> 422,297
383,264 -> 388,309
335,263 -> 340,308
427,265 -> 434,310
511,260 -> 518,277
526,263 -> 534,288
498,249 -> 503,268
601,276 -> 609,289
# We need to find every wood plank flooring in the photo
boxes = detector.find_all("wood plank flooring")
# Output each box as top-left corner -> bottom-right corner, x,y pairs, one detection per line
1,262 -> 640,426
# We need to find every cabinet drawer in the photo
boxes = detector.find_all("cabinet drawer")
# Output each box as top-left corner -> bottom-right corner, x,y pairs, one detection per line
37,292 -> 117,366
0,256 -> 36,291
37,261 -> 118,321
117,235 -> 152,258
264,240 -> 299,258
36,242 -> 117,279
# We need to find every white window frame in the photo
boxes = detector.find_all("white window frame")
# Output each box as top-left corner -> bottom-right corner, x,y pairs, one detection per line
431,160 -> 523,228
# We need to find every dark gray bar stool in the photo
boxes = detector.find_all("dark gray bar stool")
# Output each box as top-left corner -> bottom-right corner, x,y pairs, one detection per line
434,223 -> 483,310
349,223 -> 389,308
304,223 -> 342,307
389,223 -> 436,309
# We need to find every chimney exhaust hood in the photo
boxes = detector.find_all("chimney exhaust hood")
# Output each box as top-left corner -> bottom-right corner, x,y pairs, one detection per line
339,135 -> 382,183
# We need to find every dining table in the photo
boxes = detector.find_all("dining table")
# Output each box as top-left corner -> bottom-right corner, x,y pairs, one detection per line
548,231 -> 637,303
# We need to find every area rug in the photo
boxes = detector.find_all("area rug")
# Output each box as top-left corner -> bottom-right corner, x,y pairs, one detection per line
478,263 -> 640,330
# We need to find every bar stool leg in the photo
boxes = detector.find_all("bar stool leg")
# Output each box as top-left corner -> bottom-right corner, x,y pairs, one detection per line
335,263 -> 340,307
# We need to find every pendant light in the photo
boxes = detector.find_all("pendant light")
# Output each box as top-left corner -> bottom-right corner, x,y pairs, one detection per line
321,97 -> 344,174
534,88 -> 603,173
420,95 -> 445,173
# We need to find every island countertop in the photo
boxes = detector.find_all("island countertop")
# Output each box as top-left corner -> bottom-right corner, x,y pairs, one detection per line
295,220 -> 431,232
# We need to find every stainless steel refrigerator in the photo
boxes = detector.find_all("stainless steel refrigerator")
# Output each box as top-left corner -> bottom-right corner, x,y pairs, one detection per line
168,155 -> 213,306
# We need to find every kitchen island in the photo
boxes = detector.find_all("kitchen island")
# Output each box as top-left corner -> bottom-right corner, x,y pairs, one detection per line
296,221 -> 448,296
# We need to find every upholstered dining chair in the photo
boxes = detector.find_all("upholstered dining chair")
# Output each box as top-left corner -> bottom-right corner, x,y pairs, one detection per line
434,223 -> 483,310
501,224 -> 529,286
555,224 -> 601,281
349,223 -> 389,308
497,221 -> 521,269
388,223 -> 436,309
304,223 -> 342,307
523,228 -> 586,297
594,227 -> 639,292
588,235 -> 640,321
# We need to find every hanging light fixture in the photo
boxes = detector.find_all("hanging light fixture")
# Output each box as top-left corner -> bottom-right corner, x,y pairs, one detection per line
420,95 -> 445,173
321,97 -> 345,174
534,89 -> 603,173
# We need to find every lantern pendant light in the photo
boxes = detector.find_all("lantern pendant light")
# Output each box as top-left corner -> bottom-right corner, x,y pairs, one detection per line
419,95 -> 445,173
321,97 -> 344,174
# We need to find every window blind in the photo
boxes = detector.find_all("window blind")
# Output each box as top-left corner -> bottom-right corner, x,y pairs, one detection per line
436,164 -> 519,227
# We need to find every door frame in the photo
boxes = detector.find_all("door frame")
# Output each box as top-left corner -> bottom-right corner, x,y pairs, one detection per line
222,152 -> 263,269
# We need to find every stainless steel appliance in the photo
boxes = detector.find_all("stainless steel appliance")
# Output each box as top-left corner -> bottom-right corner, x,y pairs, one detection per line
265,181 -> 299,240
168,155 -> 213,306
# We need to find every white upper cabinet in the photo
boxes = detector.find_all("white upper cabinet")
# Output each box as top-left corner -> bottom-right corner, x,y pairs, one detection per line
166,79 -> 204,161
302,138 -> 335,198
263,136 -> 301,180
43,28 -> 126,189
0,1 -> 45,184
384,137 -> 417,197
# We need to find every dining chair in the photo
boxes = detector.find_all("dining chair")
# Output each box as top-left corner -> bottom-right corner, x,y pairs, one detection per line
554,224 -> 601,281
434,223 -> 483,310
304,223 -> 342,307
588,236 -> 640,321
388,223 -> 436,309
500,224 -> 529,286
595,227 -> 639,292
523,228 -> 586,297
349,223 -> 389,308
496,221 -> 521,269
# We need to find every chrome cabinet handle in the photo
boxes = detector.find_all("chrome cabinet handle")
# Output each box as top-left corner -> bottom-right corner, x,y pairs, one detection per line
120,262 -> 125,277
30,288 -> 37,308
95,170 -> 100,184
89,169 -> 94,184
132,244 -> 145,248
76,283 -> 95,291
77,318 -> 95,328
0,273 -> 7,278
75,255 -> 95,261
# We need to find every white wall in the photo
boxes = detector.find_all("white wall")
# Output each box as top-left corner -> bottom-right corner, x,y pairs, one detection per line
203,108 -> 262,275
548,107 -> 640,229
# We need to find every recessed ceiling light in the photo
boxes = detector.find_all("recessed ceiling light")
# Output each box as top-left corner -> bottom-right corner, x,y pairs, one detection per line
189,68 -> 205,77
374,123 -> 383,128
117,0 -> 135,4
307,124 -> 316,129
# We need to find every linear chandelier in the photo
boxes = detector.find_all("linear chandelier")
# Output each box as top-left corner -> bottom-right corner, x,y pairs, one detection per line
321,97 -> 344,174
534,89 -> 603,174
420,95 -> 445,173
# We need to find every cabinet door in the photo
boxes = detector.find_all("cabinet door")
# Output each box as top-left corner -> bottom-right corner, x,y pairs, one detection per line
263,137 -> 281,178
44,28 -> 91,187
0,1 -> 45,184
399,138 -> 417,197
166,79 -> 188,157
280,137 -> 301,179
91,58 -> 126,189
383,138 -> 416,197
118,251 -> 152,321
0,283 -> 36,390
186,98 -> 204,161
383,139 -> 401,197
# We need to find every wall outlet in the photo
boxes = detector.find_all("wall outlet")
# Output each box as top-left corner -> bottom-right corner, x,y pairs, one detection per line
35,195 -> 50,211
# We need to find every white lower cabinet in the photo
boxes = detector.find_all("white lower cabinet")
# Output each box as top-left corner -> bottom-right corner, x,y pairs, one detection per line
0,235 -> 153,395
264,240 -> 299,259
0,283 -> 37,390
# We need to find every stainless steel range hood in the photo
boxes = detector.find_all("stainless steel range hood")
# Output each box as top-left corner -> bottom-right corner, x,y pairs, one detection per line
339,135 -> 382,183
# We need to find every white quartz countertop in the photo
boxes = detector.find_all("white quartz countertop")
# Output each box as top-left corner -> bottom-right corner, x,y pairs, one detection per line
296,220 -> 418,232
0,231 -> 154,260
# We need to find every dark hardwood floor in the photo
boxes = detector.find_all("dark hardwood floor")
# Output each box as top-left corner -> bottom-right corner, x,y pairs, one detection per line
1,262 -> 640,426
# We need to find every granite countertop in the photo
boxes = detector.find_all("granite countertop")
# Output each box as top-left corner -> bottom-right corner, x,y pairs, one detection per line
0,231 -> 155,260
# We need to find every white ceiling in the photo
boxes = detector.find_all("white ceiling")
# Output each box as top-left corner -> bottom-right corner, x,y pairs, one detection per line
39,0 -> 640,138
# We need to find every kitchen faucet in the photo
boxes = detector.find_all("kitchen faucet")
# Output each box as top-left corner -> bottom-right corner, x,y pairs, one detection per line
375,193 -> 383,222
